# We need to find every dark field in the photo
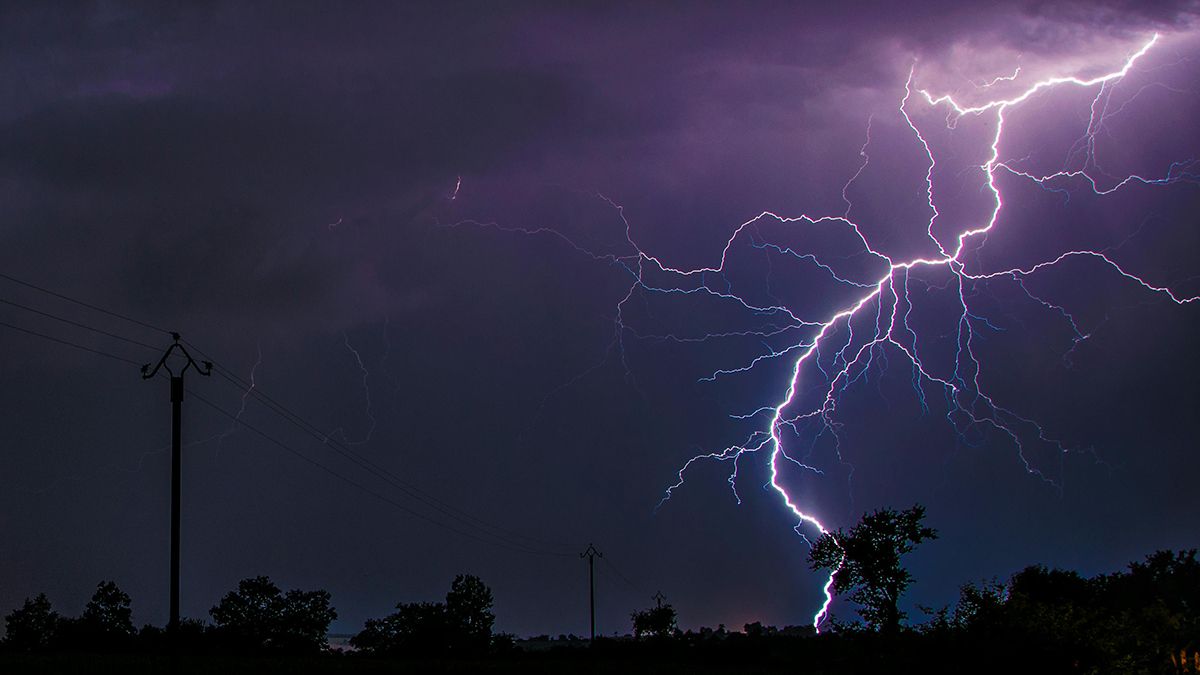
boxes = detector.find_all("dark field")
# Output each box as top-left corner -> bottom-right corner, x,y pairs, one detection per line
0,636 -> 1174,675
0,653 -> 803,675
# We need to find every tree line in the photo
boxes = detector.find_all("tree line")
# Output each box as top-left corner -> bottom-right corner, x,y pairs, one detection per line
1,573 -> 506,658
3,506 -> 1197,673
804,505 -> 1198,673
2,576 -> 336,654
624,505 -> 1198,674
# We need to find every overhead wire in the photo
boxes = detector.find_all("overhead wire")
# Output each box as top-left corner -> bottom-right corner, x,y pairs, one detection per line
600,554 -> 646,595
0,271 -> 575,556
0,271 -> 171,336
0,296 -> 162,352
0,318 -> 144,366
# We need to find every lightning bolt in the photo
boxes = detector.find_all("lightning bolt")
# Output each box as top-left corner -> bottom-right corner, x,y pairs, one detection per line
216,341 -> 262,455
454,32 -> 1198,631
976,65 -> 1022,89
325,331 -> 378,446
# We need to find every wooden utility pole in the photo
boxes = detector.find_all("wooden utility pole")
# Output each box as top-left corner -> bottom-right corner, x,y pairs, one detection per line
141,333 -> 211,635
580,544 -> 603,640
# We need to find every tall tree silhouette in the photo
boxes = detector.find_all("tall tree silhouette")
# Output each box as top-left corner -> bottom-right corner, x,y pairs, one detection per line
809,504 -> 937,631
2,594 -> 59,652
445,574 -> 494,654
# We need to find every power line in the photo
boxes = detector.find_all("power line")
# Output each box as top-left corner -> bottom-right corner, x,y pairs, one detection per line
600,554 -> 644,594
0,296 -> 161,352
0,318 -> 143,366
0,280 -> 576,556
0,271 -> 171,335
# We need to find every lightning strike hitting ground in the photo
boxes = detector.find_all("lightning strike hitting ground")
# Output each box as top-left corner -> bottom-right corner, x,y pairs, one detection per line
456,33 -> 1197,631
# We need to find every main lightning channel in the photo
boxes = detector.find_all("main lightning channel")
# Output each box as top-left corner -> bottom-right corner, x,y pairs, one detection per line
454,32 -> 1197,631
663,33 -> 1195,631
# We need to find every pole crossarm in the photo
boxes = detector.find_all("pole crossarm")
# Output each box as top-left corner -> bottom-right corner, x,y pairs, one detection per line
141,332 -> 212,380
580,543 -> 603,561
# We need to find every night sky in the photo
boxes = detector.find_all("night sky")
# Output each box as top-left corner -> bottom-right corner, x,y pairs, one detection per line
1,1 -> 1198,639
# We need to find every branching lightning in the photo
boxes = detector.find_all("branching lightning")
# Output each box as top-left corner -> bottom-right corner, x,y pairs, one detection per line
455,33 -> 1198,631
217,341 -> 262,455
324,331 -> 379,447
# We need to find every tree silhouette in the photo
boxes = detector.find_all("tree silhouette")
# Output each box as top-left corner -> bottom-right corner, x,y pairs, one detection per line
949,578 -> 1006,629
2,593 -> 59,652
352,602 -> 449,656
445,574 -> 494,654
631,604 -> 677,639
351,574 -> 495,657
81,581 -> 135,639
808,504 -> 937,632
276,587 -> 338,652
49,580 -> 138,651
210,576 -> 280,647
209,576 -> 335,652
955,550 -> 1200,671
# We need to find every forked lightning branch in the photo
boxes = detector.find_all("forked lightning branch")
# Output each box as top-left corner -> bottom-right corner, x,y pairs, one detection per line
459,33 -> 1197,630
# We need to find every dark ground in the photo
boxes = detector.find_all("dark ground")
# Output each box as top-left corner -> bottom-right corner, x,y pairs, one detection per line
0,638 -> 1130,675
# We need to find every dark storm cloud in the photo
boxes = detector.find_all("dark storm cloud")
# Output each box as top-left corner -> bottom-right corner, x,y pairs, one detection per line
3,1 -> 1193,248
0,23 -> 627,332
0,67 -> 603,207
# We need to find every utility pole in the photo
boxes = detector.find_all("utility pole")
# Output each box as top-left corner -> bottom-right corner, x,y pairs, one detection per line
580,543 -> 602,640
653,590 -> 666,608
141,333 -> 211,635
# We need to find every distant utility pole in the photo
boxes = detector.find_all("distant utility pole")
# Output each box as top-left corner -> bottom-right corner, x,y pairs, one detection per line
141,333 -> 211,635
580,543 -> 603,640
653,590 -> 666,608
